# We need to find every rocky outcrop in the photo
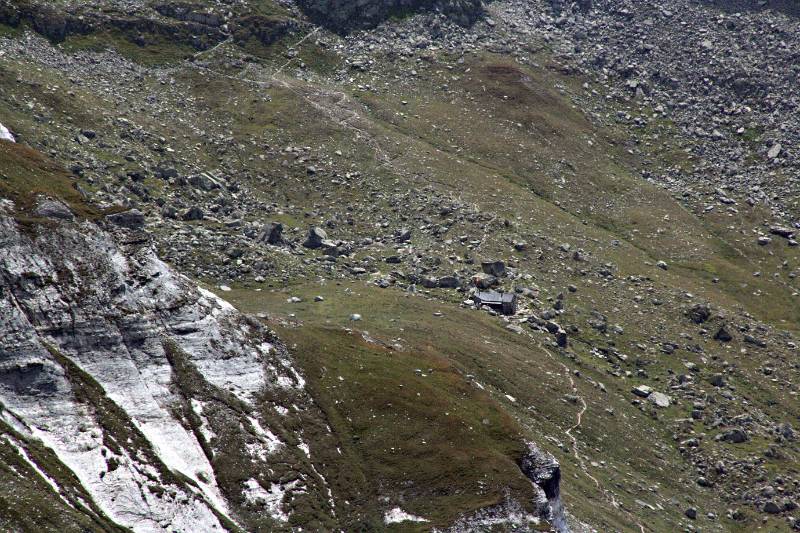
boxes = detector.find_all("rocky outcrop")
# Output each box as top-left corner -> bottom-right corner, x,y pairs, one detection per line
152,2 -> 224,27
437,441 -> 570,531
0,204 -> 335,531
0,0 -> 225,48
295,0 -> 486,33
519,441 -> 566,528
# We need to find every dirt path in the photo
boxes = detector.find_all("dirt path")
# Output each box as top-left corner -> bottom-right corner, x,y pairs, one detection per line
527,332 -> 647,533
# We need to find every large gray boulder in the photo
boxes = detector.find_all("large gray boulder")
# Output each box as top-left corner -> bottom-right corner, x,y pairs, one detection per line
481,259 -> 505,277
34,199 -> 74,221
106,208 -> 145,229
518,441 -> 563,526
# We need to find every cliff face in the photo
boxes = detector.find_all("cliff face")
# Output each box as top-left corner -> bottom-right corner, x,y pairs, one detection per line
0,200 -> 335,532
294,0 -> 485,32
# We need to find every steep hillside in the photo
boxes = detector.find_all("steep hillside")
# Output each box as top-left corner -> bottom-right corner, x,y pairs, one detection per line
0,142 -> 564,530
1,0 -> 800,531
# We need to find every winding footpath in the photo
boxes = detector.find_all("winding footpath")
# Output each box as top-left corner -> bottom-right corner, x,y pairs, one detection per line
527,331 -> 647,533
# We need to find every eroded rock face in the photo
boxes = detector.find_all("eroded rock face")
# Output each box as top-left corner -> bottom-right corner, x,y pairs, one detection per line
519,442 -> 569,531
444,442 -> 571,532
295,0 -> 485,33
0,208 -> 333,531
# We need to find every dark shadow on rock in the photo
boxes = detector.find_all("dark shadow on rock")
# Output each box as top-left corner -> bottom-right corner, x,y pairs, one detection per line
295,0 -> 486,34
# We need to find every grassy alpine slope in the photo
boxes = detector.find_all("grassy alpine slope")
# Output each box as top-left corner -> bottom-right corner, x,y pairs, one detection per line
1,0 -> 799,531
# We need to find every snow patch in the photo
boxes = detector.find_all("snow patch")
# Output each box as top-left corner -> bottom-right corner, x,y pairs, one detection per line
309,462 -> 336,514
384,507 -> 429,524
19,403 -> 225,533
258,342 -> 273,354
0,122 -> 14,142
246,415 -> 282,459
271,362 -> 306,390
191,399 -> 217,445
242,478 -> 298,522
290,366 -> 306,388
194,355 -> 264,405
71,348 -> 231,522
297,441 -> 310,457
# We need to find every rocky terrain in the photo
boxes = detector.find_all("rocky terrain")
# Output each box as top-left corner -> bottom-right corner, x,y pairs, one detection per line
1,0 -> 799,531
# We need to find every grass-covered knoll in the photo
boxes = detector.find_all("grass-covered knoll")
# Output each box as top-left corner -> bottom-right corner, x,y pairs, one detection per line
0,141 -> 102,222
223,281 -> 749,532
226,283 -> 543,530
61,31 -> 198,65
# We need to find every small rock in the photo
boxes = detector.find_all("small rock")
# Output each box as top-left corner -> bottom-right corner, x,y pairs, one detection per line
303,226 -> 328,249
438,275 -> 460,289
767,143 -> 782,159
770,226 -> 795,239
649,391 -> 671,408
714,325 -> 733,342
471,273 -> 497,289
481,260 -> 506,277
719,428 -> 748,444
35,199 -> 74,220
182,206 -> 204,221
687,303 -> 711,323
260,222 -> 284,245
709,374 -> 726,387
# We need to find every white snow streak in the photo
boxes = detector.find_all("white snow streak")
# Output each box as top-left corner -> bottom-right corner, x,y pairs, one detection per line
384,507 -> 429,524
3,435 -> 70,507
246,415 -> 282,460
0,122 -> 14,142
191,399 -> 217,445
22,404 -> 225,533
198,287 -> 235,313
242,478 -> 298,522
